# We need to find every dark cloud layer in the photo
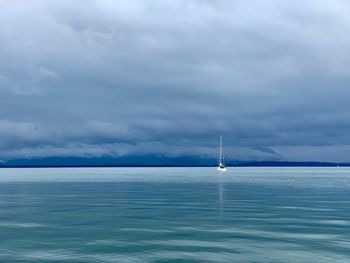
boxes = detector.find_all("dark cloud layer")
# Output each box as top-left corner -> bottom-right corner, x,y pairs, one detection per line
1,0 -> 350,162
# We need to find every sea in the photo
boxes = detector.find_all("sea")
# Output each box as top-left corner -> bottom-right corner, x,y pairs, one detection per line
0,167 -> 349,262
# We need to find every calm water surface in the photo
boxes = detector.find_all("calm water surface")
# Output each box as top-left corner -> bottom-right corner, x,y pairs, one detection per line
0,167 -> 349,262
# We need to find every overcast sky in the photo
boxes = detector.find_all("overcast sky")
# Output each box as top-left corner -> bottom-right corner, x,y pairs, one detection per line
1,0 -> 350,162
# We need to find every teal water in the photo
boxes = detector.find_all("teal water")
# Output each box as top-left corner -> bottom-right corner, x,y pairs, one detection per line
0,167 -> 349,262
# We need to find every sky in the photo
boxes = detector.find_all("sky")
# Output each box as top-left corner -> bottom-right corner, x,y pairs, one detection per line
1,0 -> 350,162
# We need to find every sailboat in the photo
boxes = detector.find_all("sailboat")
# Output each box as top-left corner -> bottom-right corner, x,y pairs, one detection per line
217,136 -> 227,172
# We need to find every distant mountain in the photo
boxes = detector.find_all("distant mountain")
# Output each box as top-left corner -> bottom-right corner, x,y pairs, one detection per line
0,155 -> 348,167
234,161 -> 348,167
0,155 -> 217,167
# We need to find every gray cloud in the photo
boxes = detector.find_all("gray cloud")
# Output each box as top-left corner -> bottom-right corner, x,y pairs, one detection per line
1,0 -> 350,162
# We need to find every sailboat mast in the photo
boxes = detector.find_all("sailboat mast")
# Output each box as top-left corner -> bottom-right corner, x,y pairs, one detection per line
219,136 -> 222,164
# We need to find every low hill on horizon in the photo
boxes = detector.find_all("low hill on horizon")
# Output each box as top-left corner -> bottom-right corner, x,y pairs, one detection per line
0,155 -> 348,167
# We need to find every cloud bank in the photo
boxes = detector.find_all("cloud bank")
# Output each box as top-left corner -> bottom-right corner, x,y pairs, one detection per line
1,0 -> 350,162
